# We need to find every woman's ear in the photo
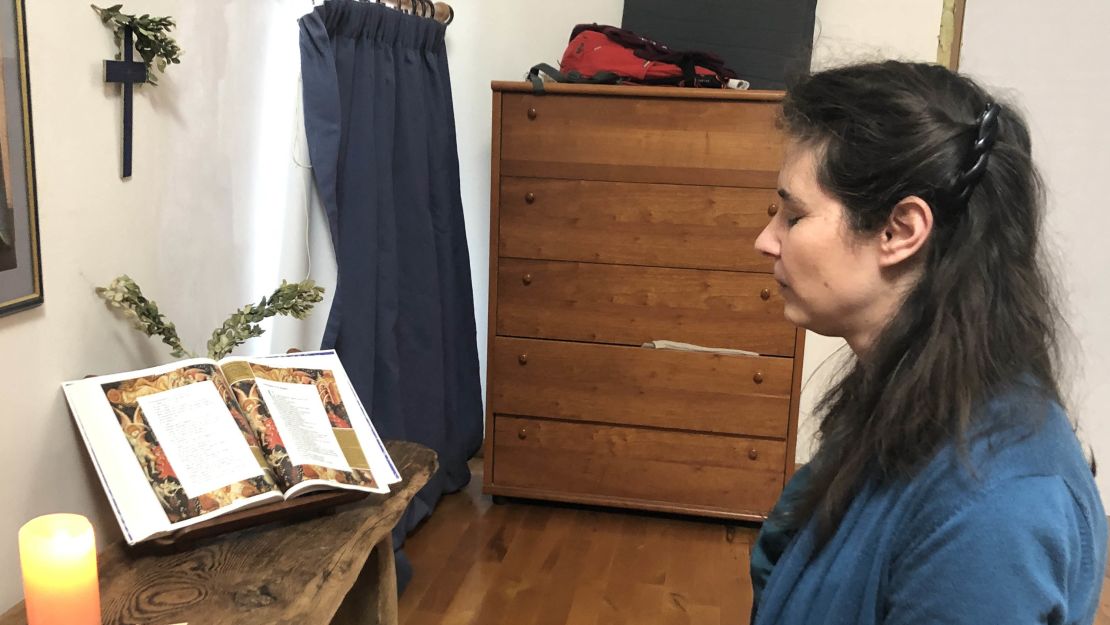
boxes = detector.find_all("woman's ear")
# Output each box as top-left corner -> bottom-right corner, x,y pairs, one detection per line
879,196 -> 933,267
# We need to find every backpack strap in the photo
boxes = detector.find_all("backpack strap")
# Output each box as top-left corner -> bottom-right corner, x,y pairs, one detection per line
527,63 -> 622,95
678,56 -> 697,87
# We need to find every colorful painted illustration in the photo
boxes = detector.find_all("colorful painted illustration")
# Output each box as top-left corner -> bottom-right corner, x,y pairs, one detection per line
101,365 -> 278,523
239,363 -> 378,491
228,374 -> 297,489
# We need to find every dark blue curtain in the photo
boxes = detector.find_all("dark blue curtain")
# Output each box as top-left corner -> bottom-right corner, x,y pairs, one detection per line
299,0 -> 484,591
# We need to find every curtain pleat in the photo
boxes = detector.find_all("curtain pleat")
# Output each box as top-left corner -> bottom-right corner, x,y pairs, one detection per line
299,0 -> 484,592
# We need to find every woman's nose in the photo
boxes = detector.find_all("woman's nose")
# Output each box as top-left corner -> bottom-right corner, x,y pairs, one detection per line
754,220 -> 780,258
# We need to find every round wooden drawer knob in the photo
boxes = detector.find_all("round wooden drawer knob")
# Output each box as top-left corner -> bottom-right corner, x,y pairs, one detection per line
518,354 -> 528,365
767,202 -> 778,217
525,192 -> 536,204
518,428 -> 528,440
522,273 -> 533,285
753,372 -> 764,384
748,449 -> 759,461
760,288 -> 771,301
527,107 -> 538,120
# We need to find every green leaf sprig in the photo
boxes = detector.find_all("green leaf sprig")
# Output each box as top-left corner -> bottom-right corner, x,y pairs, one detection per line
206,280 -> 325,359
92,4 -> 182,86
96,276 -> 325,360
96,275 -> 192,358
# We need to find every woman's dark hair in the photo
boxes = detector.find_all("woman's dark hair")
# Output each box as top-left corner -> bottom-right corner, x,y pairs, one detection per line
779,61 -> 1064,547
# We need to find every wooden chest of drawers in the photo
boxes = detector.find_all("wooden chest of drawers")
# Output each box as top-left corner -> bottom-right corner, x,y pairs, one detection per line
482,82 -> 803,521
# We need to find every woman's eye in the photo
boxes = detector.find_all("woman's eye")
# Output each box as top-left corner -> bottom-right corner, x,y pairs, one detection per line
786,215 -> 802,227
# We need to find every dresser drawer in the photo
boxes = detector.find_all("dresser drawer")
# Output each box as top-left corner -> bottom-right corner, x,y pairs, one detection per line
496,258 -> 796,356
491,336 -> 791,438
499,177 -> 777,272
499,93 -> 783,188
491,416 -> 785,517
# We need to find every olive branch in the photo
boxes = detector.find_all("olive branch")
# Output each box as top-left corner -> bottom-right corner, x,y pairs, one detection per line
96,275 -> 325,359
92,4 -> 182,86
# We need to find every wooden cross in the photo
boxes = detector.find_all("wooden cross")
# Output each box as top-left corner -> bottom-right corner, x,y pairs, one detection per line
103,26 -> 147,179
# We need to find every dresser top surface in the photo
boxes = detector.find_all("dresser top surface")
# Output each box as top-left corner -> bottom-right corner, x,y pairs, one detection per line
492,80 -> 785,102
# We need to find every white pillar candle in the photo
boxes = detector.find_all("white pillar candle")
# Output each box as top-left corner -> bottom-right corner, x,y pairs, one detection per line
18,514 -> 101,625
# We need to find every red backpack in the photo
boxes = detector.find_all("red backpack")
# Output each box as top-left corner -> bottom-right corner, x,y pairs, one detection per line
528,24 -> 740,93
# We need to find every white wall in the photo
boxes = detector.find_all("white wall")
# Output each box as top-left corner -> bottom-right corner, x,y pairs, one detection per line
959,1 -> 1110,504
0,0 -> 313,608
811,0 -> 942,69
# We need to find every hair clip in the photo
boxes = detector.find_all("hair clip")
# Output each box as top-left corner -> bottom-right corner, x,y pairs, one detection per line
955,102 -> 1002,203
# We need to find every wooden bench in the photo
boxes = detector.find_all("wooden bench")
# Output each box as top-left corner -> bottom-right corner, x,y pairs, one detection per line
1,440 -> 437,625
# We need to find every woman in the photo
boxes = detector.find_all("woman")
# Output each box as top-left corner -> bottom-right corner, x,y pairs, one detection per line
749,61 -> 1106,625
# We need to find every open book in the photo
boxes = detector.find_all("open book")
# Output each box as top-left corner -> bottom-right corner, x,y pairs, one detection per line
62,350 -> 401,545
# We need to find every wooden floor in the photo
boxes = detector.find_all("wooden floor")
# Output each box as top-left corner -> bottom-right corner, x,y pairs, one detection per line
399,459 -> 1110,625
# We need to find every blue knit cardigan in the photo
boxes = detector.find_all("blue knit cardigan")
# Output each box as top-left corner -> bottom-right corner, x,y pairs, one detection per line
751,395 -> 1107,625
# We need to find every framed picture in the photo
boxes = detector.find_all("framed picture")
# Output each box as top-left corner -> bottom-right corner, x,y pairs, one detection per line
0,0 -> 39,316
